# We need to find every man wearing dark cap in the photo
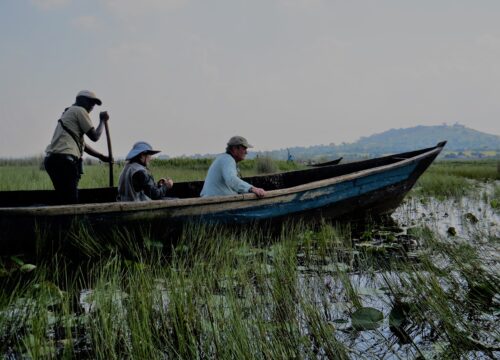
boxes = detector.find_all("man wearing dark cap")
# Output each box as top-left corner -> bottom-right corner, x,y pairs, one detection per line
44,90 -> 112,204
200,136 -> 266,198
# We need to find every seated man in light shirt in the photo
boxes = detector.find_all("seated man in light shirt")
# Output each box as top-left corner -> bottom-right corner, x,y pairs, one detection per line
200,136 -> 266,198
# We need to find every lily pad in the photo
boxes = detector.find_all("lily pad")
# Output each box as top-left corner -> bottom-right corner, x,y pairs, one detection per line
447,227 -> 457,236
20,264 -> 37,273
464,213 -> 479,223
351,307 -> 384,330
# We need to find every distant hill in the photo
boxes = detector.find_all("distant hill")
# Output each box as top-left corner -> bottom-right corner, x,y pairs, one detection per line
251,124 -> 499,161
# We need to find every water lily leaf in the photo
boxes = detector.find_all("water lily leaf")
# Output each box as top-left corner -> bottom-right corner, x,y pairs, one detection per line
464,212 -> 479,223
351,307 -> 384,330
447,227 -> 457,236
20,264 -> 37,273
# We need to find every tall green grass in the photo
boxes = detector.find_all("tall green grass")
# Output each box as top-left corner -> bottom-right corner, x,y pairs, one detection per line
0,157 -> 304,191
427,159 -> 499,181
1,157 -> 495,193
1,156 -> 498,357
2,221 -> 498,358
413,159 -> 499,199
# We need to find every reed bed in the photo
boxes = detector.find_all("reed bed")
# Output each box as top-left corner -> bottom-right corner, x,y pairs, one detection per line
413,159 -> 499,199
1,219 -> 498,359
0,157 -> 303,191
424,159 -> 499,181
0,159 -> 499,358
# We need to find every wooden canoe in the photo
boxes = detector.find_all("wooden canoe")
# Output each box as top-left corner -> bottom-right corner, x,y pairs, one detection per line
306,157 -> 343,167
0,142 -> 446,254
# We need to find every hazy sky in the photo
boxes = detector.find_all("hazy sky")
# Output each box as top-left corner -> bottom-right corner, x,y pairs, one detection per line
1,0 -> 499,158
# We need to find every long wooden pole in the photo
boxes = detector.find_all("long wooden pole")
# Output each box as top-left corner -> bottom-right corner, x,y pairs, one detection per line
104,121 -> 114,187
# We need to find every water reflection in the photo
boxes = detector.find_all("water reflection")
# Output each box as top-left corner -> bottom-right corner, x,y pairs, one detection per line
78,187 -> 499,358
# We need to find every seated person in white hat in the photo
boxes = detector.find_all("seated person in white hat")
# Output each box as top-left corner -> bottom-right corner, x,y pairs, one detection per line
44,90 -> 113,204
200,136 -> 266,198
117,142 -> 174,201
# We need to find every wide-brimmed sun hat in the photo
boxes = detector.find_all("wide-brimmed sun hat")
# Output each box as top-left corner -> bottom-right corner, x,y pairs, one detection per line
125,141 -> 161,160
76,90 -> 102,105
227,136 -> 253,148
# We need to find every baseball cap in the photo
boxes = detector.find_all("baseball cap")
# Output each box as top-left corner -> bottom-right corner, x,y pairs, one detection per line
76,90 -> 102,106
227,136 -> 253,148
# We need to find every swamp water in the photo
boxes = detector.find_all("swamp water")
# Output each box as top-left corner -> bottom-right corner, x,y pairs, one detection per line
1,185 -> 499,359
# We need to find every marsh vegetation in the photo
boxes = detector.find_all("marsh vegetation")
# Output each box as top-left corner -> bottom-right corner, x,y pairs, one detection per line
0,159 -> 499,358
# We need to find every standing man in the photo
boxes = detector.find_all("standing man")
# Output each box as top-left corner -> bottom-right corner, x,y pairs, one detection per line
44,90 -> 112,204
200,136 -> 266,198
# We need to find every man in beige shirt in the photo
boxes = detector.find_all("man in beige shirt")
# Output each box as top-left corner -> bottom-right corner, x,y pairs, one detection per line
44,90 -> 112,204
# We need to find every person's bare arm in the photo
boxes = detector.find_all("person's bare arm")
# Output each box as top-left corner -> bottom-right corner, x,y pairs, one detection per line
86,111 -> 109,141
84,143 -> 112,163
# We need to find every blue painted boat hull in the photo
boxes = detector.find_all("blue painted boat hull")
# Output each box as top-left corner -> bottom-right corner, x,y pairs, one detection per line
0,142 -> 445,255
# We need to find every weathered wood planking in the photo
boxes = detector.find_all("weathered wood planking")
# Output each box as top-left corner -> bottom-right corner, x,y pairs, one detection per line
0,142 -> 445,254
